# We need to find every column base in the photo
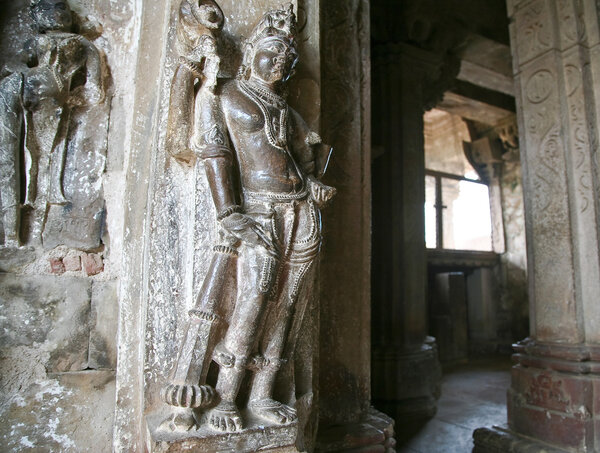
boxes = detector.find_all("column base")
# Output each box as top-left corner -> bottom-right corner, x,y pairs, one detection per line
372,337 -> 442,421
473,426 -> 568,453
474,339 -> 600,452
315,408 -> 396,452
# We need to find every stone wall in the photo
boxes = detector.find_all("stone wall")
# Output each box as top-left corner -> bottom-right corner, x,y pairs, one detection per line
0,0 -> 139,451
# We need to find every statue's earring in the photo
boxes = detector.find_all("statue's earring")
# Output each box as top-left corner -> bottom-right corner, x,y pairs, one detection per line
240,43 -> 253,80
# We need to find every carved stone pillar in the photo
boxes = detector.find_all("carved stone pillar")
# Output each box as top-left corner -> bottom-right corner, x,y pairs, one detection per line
371,43 -> 443,421
474,0 -> 600,451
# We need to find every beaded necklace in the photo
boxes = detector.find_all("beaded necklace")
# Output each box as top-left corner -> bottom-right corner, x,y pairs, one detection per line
239,79 -> 288,149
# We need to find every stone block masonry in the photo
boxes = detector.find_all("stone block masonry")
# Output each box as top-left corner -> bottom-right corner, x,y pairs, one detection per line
0,273 -> 119,450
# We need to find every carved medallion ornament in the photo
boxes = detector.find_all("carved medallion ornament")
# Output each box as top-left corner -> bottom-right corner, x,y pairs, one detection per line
152,1 -> 335,448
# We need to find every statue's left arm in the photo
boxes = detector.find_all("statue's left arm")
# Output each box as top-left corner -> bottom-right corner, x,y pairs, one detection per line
289,109 -> 336,205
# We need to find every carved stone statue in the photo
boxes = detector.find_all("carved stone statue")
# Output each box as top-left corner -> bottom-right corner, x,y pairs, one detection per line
0,0 -> 104,246
158,1 -> 334,440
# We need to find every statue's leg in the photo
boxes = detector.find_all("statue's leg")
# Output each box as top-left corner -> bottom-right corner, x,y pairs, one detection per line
208,245 -> 277,432
248,200 -> 321,425
247,266 -> 298,425
28,106 -> 58,245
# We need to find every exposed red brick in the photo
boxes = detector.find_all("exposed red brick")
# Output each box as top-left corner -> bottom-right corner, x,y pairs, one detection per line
49,258 -> 65,274
63,254 -> 82,272
82,253 -> 104,276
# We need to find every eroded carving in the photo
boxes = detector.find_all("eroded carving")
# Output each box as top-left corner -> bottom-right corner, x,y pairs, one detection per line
524,374 -> 569,409
156,1 -> 334,442
525,69 -> 554,104
516,0 -> 553,64
0,0 -> 106,248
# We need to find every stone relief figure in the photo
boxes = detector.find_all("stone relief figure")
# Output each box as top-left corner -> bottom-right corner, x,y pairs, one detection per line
166,0 -> 223,165
0,0 -> 104,246
159,1 -> 335,438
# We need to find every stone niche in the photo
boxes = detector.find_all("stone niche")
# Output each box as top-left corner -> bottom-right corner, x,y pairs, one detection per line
138,1 -> 327,452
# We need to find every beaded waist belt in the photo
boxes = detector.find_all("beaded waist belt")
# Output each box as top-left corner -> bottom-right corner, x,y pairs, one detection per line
243,187 -> 309,204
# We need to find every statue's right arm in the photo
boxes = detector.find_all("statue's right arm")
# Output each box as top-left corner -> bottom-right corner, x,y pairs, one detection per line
191,88 -> 238,219
191,88 -> 273,251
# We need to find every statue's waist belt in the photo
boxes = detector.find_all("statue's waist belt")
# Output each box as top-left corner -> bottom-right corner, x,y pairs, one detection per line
243,187 -> 308,204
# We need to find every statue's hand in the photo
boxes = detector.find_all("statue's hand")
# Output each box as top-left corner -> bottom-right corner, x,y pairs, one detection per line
23,67 -> 65,110
308,177 -> 336,207
221,212 -> 274,252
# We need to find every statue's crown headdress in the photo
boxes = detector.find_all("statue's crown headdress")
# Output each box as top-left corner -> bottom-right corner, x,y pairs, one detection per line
248,3 -> 297,45
238,4 -> 298,81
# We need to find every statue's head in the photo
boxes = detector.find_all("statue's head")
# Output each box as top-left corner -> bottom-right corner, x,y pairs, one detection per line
30,0 -> 72,33
239,4 -> 299,84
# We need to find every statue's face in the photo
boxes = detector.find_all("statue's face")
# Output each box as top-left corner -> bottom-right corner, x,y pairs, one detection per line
32,0 -> 72,32
250,37 -> 298,84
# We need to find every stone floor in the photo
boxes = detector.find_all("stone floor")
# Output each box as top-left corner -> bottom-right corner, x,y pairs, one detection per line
397,355 -> 512,453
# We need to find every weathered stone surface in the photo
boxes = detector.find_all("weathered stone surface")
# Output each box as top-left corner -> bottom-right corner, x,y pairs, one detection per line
147,412 -> 298,453
41,102 -> 109,251
0,0 -> 108,251
319,0 -> 372,426
498,154 -> 528,345
0,370 -> 116,452
89,280 -> 118,369
316,408 -> 395,453
0,1 -> 135,452
0,273 -> 91,372
0,247 -> 36,272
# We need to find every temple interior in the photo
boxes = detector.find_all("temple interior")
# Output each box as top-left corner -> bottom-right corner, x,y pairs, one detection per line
1,0 -> 599,452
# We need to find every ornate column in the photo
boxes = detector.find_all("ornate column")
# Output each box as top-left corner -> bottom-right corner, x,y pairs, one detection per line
371,43 -> 444,421
474,0 -> 600,450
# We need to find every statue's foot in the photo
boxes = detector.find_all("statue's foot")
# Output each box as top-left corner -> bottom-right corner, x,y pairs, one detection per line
208,401 -> 243,432
248,398 -> 297,425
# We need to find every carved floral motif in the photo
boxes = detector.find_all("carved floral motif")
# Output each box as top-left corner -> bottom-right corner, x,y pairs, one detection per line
516,0 -> 553,64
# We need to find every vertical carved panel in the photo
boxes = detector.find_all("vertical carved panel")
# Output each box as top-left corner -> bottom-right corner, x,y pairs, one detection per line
513,0 -> 555,66
512,0 -> 600,344
560,46 -> 600,342
556,0 -> 586,49
518,53 -> 579,342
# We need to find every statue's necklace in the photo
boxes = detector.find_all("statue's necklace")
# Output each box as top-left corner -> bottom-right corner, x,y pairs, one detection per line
239,79 -> 288,149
